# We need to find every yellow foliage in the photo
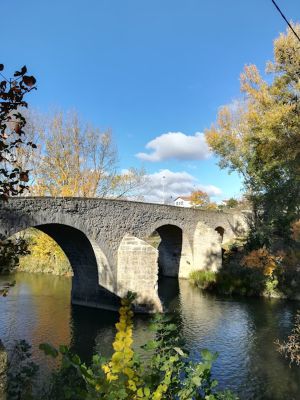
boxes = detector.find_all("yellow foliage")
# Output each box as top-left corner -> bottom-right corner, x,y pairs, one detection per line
190,190 -> 210,208
241,248 -> 283,276
101,298 -> 142,395
100,296 -> 176,399
18,228 -> 72,276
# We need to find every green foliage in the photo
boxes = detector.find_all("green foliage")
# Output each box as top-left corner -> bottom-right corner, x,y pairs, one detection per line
205,25 -> 300,244
190,270 -> 217,290
0,237 -> 29,274
0,237 -> 29,296
225,198 -> 238,209
190,244 -> 300,299
7,340 -> 39,400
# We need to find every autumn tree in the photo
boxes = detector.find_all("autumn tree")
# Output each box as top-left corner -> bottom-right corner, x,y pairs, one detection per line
190,190 -> 210,208
23,110 -> 146,199
226,198 -> 239,209
205,24 -> 300,243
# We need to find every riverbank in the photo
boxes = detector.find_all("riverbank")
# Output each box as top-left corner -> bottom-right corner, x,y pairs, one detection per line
190,243 -> 300,301
16,228 -> 72,277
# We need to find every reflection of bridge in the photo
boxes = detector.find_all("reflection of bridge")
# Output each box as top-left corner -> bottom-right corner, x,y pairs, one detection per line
0,198 -> 247,312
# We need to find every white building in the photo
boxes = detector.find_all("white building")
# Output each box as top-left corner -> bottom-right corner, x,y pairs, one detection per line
173,196 -> 192,208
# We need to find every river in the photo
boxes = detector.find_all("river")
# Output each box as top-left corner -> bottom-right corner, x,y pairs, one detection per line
1,272 -> 300,399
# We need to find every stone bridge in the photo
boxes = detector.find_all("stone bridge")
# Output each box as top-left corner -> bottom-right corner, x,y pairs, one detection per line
0,197 -> 247,312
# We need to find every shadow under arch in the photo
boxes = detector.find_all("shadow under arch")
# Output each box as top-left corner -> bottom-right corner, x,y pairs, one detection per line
215,226 -> 225,243
19,223 -> 120,311
148,224 -> 183,278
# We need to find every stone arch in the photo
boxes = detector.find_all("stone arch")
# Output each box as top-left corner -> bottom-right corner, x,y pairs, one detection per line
155,224 -> 182,277
145,223 -> 193,279
215,226 -> 225,243
193,221 -> 222,272
10,223 -> 119,310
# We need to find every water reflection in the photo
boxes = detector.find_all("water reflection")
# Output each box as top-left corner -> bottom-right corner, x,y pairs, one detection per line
1,272 -> 300,400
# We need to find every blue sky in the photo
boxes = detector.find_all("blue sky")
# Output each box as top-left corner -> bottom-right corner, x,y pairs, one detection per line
2,0 -> 299,202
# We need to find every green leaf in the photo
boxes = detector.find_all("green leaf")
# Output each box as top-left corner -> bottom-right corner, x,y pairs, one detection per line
39,343 -> 58,358
174,346 -> 186,356
201,349 -> 218,362
192,376 -> 202,386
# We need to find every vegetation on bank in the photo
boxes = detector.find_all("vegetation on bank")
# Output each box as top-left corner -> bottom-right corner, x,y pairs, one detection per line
205,24 -> 300,245
6,294 -> 237,400
17,228 -> 72,276
0,228 -> 72,277
190,226 -> 300,299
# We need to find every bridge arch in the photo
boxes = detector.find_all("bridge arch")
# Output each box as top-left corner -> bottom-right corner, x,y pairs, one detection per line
145,223 -> 193,279
8,223 -> 119,310
215,226 -> 225,243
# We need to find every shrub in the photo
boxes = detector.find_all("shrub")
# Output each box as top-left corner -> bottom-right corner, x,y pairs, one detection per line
190,270 -> 217,290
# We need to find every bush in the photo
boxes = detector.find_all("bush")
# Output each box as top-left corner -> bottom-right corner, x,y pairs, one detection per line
190,270 -> 217,290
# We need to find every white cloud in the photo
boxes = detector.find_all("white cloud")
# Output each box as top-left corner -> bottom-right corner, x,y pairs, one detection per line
136,131 -> 211,162
140,169 -> 221,204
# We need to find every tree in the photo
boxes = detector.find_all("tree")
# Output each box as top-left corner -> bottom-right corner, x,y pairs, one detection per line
205,24 -> 300,242
23,110 -> 146,199
190,190 -> 210,208
226,198 -> 239,209
0,64 -> 36,200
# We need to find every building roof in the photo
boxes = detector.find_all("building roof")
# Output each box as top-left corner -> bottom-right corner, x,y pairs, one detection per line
174,196 -> 191,201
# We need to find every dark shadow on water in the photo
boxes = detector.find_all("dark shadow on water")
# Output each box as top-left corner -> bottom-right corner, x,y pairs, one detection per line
158,276 -> 180,312
156,225 -> 182,277
70,305 -> 119,362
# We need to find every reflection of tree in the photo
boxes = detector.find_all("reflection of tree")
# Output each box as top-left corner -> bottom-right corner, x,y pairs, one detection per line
158,276 -> 180,311
239,298 -> 300,399
177,280 -> 300,398
71,306 -> 118,362
2,274 -> 72,373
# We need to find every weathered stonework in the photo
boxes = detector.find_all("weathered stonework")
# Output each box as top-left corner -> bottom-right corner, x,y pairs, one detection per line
0,197 -> 247,311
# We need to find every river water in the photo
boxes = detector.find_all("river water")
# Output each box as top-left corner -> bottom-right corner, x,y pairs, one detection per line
1,272 -> 300,399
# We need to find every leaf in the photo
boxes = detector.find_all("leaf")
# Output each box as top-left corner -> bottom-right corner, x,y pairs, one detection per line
59,344 -> 69,354
201,349 -> 218,363
144,339 -> 160,350
174,347 -> 186,356
21,65 -> 27,75
23,75 -> 36,87
192,376 -> 201,386
39,343 -> 58,358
